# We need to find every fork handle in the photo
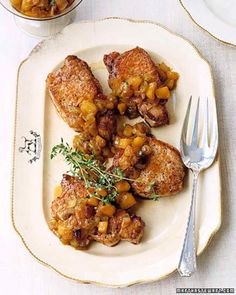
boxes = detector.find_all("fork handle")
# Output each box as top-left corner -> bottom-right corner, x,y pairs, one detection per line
177,170 -> 199,277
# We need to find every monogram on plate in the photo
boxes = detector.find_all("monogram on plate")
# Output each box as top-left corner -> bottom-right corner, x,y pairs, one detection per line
19,130 -> 42,163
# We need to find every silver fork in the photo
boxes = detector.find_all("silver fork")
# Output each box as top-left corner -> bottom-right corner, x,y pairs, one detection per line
177,96 -> 218,277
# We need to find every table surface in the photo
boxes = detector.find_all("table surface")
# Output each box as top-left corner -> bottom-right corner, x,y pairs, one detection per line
1,0 -> 236,294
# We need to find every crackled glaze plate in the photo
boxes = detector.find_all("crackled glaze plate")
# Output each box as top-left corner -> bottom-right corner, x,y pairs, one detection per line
180,0 -> 236,46
12,18 -> 221,287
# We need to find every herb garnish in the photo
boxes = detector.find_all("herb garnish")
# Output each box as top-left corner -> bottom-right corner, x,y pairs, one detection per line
51,139 -> 136,205
50,0 -> 56,6
148,179 -> 156,191
147,178 -> 160,201
151,194 -> 160,201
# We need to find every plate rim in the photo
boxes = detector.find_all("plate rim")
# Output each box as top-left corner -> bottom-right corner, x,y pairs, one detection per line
179,0 -> 236,48
11,17 -> 222,288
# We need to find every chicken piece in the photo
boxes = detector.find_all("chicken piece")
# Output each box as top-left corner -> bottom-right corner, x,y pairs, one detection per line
46,55 -> 104,131
104,47 -> 169,127
132,137 -> 185,198
50,175 -> 97,249
51,175 -> 87,221
50,175 -> 145,249
104,47 -> 161,88
91,209 -> 145,246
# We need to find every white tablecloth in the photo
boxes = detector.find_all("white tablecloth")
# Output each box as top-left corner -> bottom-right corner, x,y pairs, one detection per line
0,0 -> 235,294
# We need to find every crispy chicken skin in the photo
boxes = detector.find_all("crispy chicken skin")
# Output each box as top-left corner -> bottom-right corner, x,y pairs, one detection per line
131,137 -> 185,198
50,174 -> 145,248
103,47 -> 169,127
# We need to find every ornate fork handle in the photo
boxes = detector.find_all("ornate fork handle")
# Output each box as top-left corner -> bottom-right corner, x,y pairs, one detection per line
178,169 -> 199,276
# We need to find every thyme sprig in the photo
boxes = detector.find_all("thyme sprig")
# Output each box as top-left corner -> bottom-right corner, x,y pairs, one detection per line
148,179 -> 160,201
51,139 -> 129,204
50,0 -> 56,6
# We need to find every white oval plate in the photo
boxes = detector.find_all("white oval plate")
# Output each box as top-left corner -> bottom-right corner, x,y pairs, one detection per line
12,18 -> 221,287
180,0 -> 236,46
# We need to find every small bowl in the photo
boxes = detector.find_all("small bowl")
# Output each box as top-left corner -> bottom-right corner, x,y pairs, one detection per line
0,0 -> 83,37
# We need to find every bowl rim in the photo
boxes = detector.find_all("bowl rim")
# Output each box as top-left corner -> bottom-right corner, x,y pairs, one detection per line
0,0 -> 83,21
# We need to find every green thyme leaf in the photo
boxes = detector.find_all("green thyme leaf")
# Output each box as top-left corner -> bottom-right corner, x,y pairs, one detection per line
148,179 -> 156,191
50,140 -> 125,204
50,0 -> 56,6
151,194 -> 160,201
50,139 -> 142,205
114,167 -> 124,180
